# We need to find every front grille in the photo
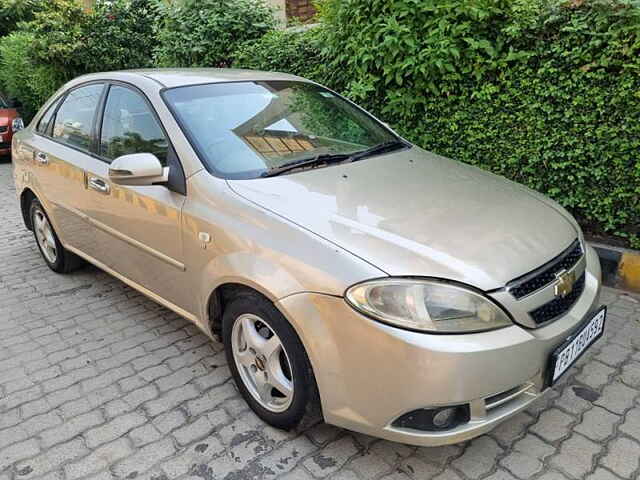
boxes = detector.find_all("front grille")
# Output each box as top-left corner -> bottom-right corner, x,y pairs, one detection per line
529,273 -> 586,324
0,126 -> 7,134
507,240 -> 583,299
0,142 -> 10,149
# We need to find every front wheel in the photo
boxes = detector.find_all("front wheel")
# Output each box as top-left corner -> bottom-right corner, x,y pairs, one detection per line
223,292 -> 320,430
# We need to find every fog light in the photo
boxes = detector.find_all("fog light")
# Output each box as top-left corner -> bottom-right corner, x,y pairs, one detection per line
432,407 -> 456,428
391,405 -> 470,432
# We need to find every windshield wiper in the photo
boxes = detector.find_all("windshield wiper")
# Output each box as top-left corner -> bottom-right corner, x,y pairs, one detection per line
261,153 -> 351,178
260,140 -> 409,178
348,140 -> 409,163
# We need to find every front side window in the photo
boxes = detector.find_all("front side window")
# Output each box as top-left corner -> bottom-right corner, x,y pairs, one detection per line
52,84 -> 104,151
163,81 -> 398,179
100,86 -> 169,165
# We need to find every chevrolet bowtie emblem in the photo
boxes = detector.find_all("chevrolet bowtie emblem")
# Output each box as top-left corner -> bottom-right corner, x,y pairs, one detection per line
554,270 -> 576,298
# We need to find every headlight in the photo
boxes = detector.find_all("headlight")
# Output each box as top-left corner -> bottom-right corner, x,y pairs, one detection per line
345,279 -> 512,333
12,117 -> 24,133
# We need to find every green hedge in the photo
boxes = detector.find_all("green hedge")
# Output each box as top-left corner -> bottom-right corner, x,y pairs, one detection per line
0,0 -> 159,119
154,0 -> 276,68
0,0 -> 43,37
0,31 -> 62,120
314,0 -> 640,247
231,0 -> 639,247
232,28 -> 328,82
0,0 -> 638,246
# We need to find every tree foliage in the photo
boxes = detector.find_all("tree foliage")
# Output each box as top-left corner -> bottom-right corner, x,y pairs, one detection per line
0,31 -> 61,119
154,0 -> 276,68
232,28 -> 328,82
0,0 -> 43,37
0,0 -> 160,119
27,0 -> 159,80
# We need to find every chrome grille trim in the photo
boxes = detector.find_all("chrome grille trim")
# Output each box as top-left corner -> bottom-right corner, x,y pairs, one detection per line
507,239 -> 583,300
485,382 -> 535,411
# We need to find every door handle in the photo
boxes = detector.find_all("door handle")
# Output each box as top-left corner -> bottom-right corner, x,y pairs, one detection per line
88,176 -> 110,194
35,151 -> 48,164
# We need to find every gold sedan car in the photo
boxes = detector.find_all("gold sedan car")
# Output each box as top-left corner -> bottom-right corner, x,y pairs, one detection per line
12,70 -> 605,446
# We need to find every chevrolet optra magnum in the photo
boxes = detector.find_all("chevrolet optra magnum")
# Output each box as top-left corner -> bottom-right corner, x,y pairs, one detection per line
12,69 -> 605,445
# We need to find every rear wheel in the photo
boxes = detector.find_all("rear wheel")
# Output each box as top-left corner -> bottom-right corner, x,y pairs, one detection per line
30,199 -> 84,273
223,291 -> 320,430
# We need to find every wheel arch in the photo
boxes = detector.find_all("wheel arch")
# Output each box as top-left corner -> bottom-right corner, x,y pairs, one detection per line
199,251 -> 309,335
207,282 -> 263,337
207,281 -> 325,423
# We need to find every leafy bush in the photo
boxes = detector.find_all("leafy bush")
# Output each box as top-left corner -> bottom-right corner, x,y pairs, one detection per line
26,0 -> 92,82
76,0 -> 161,73
1,0 -> 638,246
318,0 -> 640,247
0,31 -> 62,119
28,0 -> 160,81
0,0 -> 43,37
0,0 -> 160,119
317,0 -> 538,105
154,0 -> 276,68
232,27 -> 328,82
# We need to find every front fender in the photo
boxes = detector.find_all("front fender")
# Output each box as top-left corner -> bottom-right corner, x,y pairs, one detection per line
185,170 -> 386,327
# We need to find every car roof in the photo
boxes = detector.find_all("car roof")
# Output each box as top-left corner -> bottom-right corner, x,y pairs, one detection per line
74,68 -> 310,89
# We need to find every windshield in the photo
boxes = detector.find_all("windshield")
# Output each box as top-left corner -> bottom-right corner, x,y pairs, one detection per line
0,95 -> 7,109
163,81 -> 398,179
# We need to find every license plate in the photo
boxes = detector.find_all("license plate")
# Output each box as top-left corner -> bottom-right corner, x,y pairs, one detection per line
547,306 -> 606,385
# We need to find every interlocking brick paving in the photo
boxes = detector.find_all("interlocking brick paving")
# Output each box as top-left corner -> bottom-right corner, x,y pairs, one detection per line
1,161 -> 639,480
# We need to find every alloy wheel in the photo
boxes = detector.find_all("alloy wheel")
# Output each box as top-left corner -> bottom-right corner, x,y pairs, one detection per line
231,313 -> 294,413
33,208 -> 57,264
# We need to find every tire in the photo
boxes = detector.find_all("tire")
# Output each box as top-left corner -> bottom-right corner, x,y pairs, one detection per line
223,291 -> 321,430
30,198 -> 84,273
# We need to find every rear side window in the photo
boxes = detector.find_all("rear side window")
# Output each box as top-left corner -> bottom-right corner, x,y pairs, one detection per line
36,98 -> 61,135
52,84 -> 104,151
100,85 -> 169,165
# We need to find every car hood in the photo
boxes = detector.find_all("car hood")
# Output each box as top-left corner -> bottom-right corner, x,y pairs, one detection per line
227,147 -> 578,291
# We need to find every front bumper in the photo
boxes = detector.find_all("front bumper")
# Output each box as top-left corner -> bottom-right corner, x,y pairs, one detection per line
277,245 -> 602,446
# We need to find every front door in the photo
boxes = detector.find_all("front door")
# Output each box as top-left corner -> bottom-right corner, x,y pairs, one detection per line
89,84 -> 193,316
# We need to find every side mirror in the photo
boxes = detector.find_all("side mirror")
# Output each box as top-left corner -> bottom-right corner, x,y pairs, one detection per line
108,153 -> 168,186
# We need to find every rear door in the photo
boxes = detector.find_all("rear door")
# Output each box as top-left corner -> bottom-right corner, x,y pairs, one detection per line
88,83 -> 192,315
27,83 -> 111,259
